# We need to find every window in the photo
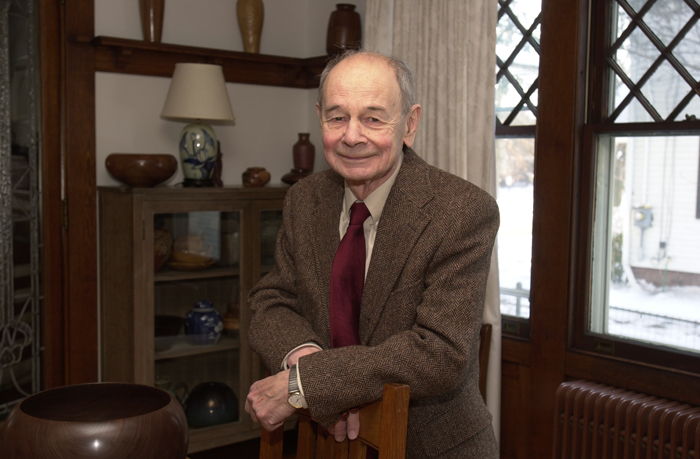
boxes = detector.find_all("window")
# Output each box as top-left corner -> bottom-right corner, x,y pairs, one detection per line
577,0 -> 700,368
495,0 -> 541,326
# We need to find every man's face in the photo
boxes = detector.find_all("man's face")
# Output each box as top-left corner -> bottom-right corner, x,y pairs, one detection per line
316,54 -> 420,192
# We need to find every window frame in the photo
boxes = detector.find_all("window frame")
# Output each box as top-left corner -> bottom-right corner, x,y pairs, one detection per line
495,0 -> 540,338
570,0 -> 700,374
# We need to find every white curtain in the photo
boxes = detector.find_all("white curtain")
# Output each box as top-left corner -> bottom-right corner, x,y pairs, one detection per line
365,0 -> 501,444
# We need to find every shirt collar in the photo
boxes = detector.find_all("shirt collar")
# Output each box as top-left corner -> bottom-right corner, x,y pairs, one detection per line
342,152 -> 404,224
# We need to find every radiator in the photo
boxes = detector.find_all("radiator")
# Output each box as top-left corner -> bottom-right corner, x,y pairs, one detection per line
553,380 -> 700,459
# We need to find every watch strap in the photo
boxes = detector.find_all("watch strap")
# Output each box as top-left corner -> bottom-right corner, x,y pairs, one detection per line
289,364 -> 300,393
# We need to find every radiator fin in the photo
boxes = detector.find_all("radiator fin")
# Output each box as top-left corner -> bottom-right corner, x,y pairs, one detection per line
553,380 -> 700,459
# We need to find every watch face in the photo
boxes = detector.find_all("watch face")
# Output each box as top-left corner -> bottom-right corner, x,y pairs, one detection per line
288,393 -> 304,409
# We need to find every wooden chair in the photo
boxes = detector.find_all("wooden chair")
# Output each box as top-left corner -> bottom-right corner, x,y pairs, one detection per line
260,383 -> 410,459
479,323 -> 492,402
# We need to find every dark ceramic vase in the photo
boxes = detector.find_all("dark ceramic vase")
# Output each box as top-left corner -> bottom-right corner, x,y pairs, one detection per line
282,133 -> 316,185
293,133 -> 315,171
326,4 -> 362,55
185,382 -> 239,428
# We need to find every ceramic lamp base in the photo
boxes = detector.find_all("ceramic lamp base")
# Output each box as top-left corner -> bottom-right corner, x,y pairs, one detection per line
179,122 -> 218,184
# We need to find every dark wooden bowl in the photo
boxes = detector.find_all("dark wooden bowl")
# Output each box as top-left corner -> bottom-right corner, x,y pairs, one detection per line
0,382 -> 188,458
106,153 -> 178,187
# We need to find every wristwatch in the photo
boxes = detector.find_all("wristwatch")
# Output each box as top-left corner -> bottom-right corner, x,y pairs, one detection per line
288,364 -> 306,409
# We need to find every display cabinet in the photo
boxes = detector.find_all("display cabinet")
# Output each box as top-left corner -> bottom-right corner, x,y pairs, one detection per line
98,185 -> 287,453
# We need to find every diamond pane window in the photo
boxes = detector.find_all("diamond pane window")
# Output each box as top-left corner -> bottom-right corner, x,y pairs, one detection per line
495,0 -> 541,322
607,0 -> 700,123
496,0 -> 541,128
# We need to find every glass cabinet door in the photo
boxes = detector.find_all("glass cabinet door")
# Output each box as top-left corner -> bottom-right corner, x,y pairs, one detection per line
152,209 -> 243,431
251,203 -> 284,382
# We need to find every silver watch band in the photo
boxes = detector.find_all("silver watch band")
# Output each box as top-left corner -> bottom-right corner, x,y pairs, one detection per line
289,364 -> 300,393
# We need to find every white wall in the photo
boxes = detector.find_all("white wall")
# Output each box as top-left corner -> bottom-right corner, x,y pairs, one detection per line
95,0 -> 365,187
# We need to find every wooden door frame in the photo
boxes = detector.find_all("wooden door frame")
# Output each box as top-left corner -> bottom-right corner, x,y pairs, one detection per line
39,0 -> 66,388
40,0 -> 99,387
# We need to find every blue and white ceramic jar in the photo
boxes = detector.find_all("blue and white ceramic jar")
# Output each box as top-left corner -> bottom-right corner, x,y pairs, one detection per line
185,300 -> 224,345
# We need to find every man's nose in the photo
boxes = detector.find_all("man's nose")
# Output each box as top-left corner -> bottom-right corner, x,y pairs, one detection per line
342,118 -> 366,146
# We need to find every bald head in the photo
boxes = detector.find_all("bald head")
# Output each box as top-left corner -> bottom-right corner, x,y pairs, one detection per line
317,50 -> 417,118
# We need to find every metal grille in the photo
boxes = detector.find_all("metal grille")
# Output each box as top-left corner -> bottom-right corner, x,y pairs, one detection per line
0,0 -> 41,418
607,0 -> 700,122
496,0 -> 541,128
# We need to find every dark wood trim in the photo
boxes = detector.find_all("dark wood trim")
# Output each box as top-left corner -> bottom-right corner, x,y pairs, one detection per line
565,350 -> 700,406
62,0 -> 99,384
527,0 -> 589,457
92,36 -> 329,88
39,0 -> 66,389
502,337 -> 531,366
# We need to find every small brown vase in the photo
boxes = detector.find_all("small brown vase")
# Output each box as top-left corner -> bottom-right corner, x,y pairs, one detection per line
237,0 -> 264,53
326,4 -> 362,55
139,0 -> 165,43
242,167 -> 271,187
293,133 -> 315,171
282,133 -> 316,185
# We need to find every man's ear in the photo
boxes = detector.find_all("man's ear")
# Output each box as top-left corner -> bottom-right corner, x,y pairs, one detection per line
402,104 -> 422,148
316,103 -> 322,124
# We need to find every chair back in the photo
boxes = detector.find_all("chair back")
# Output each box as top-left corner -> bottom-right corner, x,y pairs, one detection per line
260,383 -> 410,459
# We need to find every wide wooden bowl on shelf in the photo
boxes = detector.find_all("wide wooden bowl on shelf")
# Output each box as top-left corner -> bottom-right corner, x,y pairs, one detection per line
0,382 -> 188,458
106,153 -> 178,188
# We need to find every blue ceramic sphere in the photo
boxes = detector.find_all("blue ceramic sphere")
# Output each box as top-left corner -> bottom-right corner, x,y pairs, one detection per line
185,301 -> 223,345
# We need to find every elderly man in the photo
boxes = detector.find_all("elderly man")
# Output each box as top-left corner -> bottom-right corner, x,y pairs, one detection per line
245,50 -> 499,458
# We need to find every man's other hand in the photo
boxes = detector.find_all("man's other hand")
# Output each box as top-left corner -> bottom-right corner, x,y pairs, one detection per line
328,409 -> 360,442
245,370 -> 295,431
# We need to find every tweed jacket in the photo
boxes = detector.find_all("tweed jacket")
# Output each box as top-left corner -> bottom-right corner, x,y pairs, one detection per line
248,148 -> 500,458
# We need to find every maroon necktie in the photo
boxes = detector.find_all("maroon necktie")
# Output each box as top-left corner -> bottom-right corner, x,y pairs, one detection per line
330,202 -> 370,348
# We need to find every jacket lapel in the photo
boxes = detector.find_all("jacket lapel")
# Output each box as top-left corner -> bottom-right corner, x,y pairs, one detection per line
360,150 -> 434,344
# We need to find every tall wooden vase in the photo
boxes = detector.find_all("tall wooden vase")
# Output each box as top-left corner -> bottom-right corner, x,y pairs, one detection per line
139,0 -> 165,43
237,0 -> 264,53
326,4 -> 362,55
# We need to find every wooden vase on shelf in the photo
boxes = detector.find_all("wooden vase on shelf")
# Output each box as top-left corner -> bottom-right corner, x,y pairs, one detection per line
237,0 -> 264,53
282,133 -> 315,185
326,3 -> 362,55
139,0 -> 165,43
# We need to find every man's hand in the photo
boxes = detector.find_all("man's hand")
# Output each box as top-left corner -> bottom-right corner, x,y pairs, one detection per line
245,370 -> 295,431
328,409 -> 360,442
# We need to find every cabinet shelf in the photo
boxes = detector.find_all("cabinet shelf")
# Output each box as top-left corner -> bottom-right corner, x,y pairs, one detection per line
155,265 -> 240,282
155,335 -> 240,361
91,36 -> 329,88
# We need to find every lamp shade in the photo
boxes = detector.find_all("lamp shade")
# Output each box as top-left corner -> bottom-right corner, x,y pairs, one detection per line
161,63 -> 235,122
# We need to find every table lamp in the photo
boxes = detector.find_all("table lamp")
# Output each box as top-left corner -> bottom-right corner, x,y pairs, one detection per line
161,63 -> 235,187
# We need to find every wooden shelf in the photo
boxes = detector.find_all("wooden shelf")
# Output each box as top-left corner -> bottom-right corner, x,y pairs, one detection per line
90,36 -> 330,88
155,334 -> 239,361
155,265 -> 239,282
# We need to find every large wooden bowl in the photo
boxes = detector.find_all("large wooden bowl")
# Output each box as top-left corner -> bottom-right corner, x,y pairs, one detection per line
0,382 -> 188,458
106,153 -> 178,187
